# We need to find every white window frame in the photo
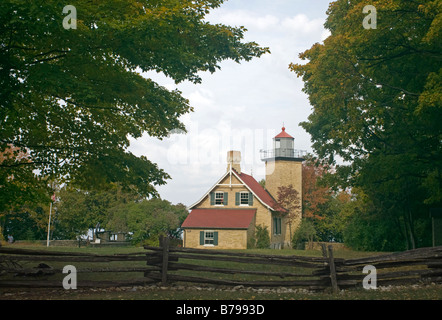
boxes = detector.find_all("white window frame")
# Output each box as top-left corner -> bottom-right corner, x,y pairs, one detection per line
204,231 -> 215,246
240,191 -> 250,206
214,191 -> 224,206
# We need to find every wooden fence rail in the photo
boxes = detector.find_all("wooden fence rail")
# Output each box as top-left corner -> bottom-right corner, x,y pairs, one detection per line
0,247 -> 155,288
144,239 -> 442,292
1,242 -> 442,292
144,239 -> 334,291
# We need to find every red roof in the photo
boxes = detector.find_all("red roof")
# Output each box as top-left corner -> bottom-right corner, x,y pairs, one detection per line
237,171 -> 286,212
181,209 -> 256,229
275,126 -> 293,139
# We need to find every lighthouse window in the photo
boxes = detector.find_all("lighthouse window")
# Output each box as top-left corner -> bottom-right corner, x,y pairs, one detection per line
275,139 -> 281,148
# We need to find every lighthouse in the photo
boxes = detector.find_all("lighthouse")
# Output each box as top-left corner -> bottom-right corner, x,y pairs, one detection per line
260,126 -> 306,247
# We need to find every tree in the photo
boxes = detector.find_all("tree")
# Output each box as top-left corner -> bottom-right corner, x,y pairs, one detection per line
250,224 -> 270,249
291,0 -> 441,250
0,0 -> 269,210
276,184 -> 301,247
1,206 -> 48,241
342,189 -> 410,252
312,190 -> 348,243
54,185 -> 187,243
0,145 -> 49,214
300,155 -> 347,243
292,219 -> 316,250
106,198 -> 188,245
54,184 -> 141,239
302,156 -> 331,221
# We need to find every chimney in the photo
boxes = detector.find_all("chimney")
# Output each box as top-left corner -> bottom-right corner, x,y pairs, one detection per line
227,150 -> 241,174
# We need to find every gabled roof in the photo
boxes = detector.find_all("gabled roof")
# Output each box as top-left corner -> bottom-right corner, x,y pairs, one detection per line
188,168 -> 286,212
236,170 -> 286,212
181,208 -> 256,229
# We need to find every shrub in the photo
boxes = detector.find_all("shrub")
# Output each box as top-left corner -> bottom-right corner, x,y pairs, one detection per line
249,224 -> 270,249
292,219 -> 316,249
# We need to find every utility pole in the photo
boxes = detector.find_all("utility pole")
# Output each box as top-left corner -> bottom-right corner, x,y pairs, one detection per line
46,191 -> 56,247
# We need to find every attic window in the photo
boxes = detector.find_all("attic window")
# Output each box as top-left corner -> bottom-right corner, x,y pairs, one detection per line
235,192 -> 253,206
210,192 -> 228,205
240,192 -> 249,205
215,192 -> 224,205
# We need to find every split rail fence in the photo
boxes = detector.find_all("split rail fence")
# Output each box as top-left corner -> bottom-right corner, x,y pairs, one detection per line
1,240 -> 442,293
144,238 -> 442,292
0,247 -> 153,288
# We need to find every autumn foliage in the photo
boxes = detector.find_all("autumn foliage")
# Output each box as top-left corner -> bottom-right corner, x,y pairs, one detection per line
302,158 -> 331,221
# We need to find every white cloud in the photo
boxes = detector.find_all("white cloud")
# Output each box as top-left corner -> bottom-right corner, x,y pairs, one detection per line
208,10 -> 280,30
281,14 -> 324,34
186,88 -> 215,110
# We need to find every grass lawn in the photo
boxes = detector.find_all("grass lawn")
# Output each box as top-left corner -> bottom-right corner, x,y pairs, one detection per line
1,244 -> 441,300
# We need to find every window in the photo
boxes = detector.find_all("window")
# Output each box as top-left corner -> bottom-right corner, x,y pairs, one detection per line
240,192 -> 249,205
273,217 -> 282,235
200,231 -> 218,246
235,192 -> 253,206
215,192 -> 224,205
204,231 -> 214,245
210,191 -> 227,205
275,139 -> 281,149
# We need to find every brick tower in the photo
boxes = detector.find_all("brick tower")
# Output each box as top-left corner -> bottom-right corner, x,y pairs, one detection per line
261,126 -> 305,247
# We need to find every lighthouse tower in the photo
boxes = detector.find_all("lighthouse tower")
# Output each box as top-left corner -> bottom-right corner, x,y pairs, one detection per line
261,126 -> 305,246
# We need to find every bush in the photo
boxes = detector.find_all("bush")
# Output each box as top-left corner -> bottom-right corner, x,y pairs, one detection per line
292,219 -> 316,249
249,224 -> 270,249
140,237 -> 160,247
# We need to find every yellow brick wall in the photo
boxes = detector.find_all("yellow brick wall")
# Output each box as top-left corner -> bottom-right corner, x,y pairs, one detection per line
183,229 -> 249,250
265,159 -> 302,200
265,159 -> 303,247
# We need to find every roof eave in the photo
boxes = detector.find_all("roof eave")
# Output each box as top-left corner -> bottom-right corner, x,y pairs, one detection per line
187,169 -> 232,210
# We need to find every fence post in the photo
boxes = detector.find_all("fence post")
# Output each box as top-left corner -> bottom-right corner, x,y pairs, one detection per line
160,236 -> 170,286
320,243 -> 327,259
327,245 -> 339,294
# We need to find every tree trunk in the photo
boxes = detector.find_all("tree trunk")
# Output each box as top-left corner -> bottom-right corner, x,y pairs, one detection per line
403,209 -> 416,250
288,221 -> 292,248
407,209 -> 416,249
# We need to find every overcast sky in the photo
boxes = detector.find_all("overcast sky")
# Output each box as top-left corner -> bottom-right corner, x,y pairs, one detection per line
129,0 -> 333,206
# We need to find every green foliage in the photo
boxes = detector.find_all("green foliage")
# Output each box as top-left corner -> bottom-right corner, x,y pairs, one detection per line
1,208 -> 47,241
313,194 -> 345,243
53,185 -> 188,243
0,0 -> 269,210
54,184 -> 141,239
107,198 -> 188,244
292,219 -> 316,249
343,208 -> 406,252
249,224 -> 270,249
